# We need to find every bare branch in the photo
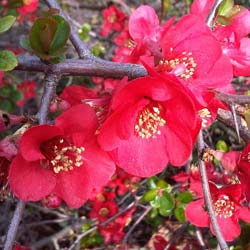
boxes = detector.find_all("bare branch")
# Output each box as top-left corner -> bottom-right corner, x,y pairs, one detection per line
217,109 -> 250,142
206,0 -> 224,27
215,91 -> 250,105
3,200 -> 26,250
197,132 -> 229,250
36,73 -> 60,124
16,55 -> 148,79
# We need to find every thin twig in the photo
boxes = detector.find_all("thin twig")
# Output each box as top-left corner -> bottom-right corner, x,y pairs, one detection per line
163,222 -> 189,250
215,91 -> 250,105
195,228 -> 207,250
3,200 -> 26,250
197,132 -> 229,250
217,109 -> 250,142
68,201 -> 137,250
206,0 -> 223,27
230,104 -> 241,143
122,205 -> 152,244
36,73 -> 60,124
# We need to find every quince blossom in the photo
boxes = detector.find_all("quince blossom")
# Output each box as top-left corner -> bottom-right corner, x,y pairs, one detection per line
98,74 -> 200,177
9,104 -> 115,208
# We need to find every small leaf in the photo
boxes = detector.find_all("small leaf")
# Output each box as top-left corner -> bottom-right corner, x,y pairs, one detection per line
159,192 -> 174,211
49,15 -> 70,53
0,16 -> 16,34
217,0 -> 234,16
147,177 -> 158,189
0,99 -> 15,112
29,17 -> 57,55
142,189 -> 157,202
216,140 -> 229,152
176,192 -> 193,204
20,36 -> 32,52
174,207 -> 186,222
156,179 -> 168,189
0,50 -> 18,71
150,195 -> 161,208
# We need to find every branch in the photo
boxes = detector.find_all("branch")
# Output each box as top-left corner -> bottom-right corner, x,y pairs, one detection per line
163,222 -> 189,250
197,132 -> 229,250
206,0 -> 224,27
3,200 -> 26,250
122,205 -> 152,244
36,73 -> 60,124
16,55 -> 148,79
217,109 -> 250,142
68,200 -> 137,250
215,91 -> 250,105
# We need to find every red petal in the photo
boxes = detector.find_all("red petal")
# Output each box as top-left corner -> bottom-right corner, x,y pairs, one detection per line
129,5 -> 160,42
20,125 -> 63,161
54,143 -> 115,208
210,217 -> 240,242
9,154 -> 56,201
113,133 -> 169,177
238,205 -> 250,222
165,119 -> 193,166
185,199 -> 210,227
55,104 -> 98,140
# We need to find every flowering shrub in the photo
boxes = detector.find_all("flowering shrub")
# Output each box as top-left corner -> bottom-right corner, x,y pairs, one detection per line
1,0 -> 250,249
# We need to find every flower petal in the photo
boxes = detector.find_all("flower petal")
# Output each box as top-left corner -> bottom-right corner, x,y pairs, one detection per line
9,154 -> 56,201
20,125 -> 63,161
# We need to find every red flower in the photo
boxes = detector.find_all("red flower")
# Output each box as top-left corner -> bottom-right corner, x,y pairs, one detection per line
100,5 -> 126,36
8,104 -> 115,208
60,85 -> 97,107
190,0 -> 250,76
158,14 -> 233,105
17,81 -> 36,106
237,142 -> 250,201
185,183 -> 250,241
17,0 -> 38,15
98,74 -> 199,177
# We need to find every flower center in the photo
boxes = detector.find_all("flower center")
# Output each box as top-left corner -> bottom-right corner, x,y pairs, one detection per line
213,195 -> 235,218
40,136 -> 85,174
99,207 -> 110,217
199,108 -> 212,128
108,13 -> 117,23
157,51 -> 197,79
135,102 -> 166,139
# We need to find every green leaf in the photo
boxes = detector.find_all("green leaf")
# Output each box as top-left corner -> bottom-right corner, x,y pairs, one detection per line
216,140 -> 229,152
156,179 -> 169,189
20,36 -> 32,52
0,16 -> 16,34
0,50 -> 18,71
174,207 -> 186,222
150,195 -> 161,208
217,0 -> 234,17
29,17 -> 58,55
78,23 -> 91,42
159,192 -> 174,211
176,192 -> 193,204
49,15 -> 70,53
147,177 -> 158,189
10,90 -> 23,101
0,98 -> 15,112
142,189 -> 157,202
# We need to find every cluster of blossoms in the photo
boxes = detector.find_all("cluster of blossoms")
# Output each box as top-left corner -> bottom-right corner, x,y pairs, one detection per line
1,0 -> 250,245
